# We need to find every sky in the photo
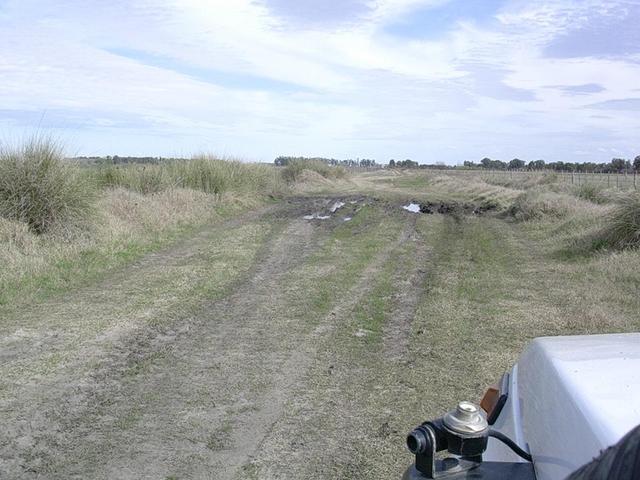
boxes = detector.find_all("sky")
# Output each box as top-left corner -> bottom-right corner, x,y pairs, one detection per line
0,0 -> 639,164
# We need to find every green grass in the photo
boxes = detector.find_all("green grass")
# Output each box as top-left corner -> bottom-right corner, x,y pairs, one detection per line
291,205 -> 400,321
92,155 -> 284,195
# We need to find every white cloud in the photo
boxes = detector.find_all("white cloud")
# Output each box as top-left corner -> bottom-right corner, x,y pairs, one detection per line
0,0 -> 638,162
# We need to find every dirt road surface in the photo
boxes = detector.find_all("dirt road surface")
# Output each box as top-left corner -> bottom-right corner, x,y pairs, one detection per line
1,197 -> 435,479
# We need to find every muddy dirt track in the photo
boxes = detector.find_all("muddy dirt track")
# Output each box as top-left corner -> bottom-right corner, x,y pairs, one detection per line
0,196 -> 438,479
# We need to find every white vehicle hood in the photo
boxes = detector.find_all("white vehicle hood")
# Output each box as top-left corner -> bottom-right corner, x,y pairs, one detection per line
517,332 -> 640,480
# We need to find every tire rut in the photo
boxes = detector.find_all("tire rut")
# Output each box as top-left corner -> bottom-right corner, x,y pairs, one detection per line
0,202 -> 318,479
382,216 -> 431,361
1,197 -> 408,480
238,219 -> 418,480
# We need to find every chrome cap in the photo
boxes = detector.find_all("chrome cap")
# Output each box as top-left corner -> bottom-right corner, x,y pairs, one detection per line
443,401 -> 489,436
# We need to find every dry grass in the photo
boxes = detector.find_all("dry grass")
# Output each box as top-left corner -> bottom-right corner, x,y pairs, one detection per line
507,189 -> 588,221
572,183 -> 612,204
0,136 -> 295,308
481,171 -> 559,190
0,136 -> 94,234
591,193 -> 640,250
0,148 -> 292,308
0,188 -> 232,305
93,155 -> 285,196
281,159 -> 346,183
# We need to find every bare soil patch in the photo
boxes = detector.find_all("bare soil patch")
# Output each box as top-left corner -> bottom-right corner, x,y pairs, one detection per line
1,196 -> 426,479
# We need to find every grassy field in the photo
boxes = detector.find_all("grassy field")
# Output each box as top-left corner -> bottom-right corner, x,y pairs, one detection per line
1,155 -> 639,479
0,140 -> 343,312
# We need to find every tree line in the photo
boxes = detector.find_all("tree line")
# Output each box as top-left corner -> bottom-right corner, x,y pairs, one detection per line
274,156 -> 379,167
275,155 -> 640,172
462,156 -> 640,173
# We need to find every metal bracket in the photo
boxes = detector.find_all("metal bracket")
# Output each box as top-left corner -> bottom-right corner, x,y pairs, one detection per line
414,425 -> 481,479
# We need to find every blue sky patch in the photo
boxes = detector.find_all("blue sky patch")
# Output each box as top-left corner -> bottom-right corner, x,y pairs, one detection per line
544,4 -> 640,58
106,47 -> 309,93
263,0 -> 370,26
586,98 -> 640,111
384,0 -> 504,39
546,84 -> 606,95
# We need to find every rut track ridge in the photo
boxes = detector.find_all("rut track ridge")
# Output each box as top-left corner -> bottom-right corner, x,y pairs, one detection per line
0,195 -> 418,479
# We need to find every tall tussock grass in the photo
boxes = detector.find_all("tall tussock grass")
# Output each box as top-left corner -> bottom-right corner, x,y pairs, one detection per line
94,156 -> 283,195
507,190 -> 580,221
0,136 -> 93,234
592,194 -> 640,250
573,183 -> 611,204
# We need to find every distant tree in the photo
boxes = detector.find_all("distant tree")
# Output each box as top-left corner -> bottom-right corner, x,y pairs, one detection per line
509,158 -> 525,169
360,158 -> 376,167
463,160 -> 477,168
610,158 -> 629,172
579,162 -> 597,173
388,159 -> 396,168
480,157 -> 492,168
634,155 -> 640,171
528,159 -> 546,170
394,159 -> 419,169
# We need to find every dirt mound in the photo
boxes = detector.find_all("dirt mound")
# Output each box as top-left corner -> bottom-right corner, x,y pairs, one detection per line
296,169 -> 333,185
291,169 -> 335,193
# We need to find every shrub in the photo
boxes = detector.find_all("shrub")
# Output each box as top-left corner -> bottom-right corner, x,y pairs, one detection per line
0,136 -> 94,234
593,194 -> 640,250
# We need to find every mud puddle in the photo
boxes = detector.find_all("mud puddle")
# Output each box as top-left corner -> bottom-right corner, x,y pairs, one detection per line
302,197 -> 364,221
402,203 -> 420,213
401,200 -> 498,216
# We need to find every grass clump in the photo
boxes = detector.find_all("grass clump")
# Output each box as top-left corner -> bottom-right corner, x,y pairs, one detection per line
592,194 -> 640,250
573,183 -> 610,204
508,190 -> 578,221
281,159 -> 346,183
0,136 -> 94,234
